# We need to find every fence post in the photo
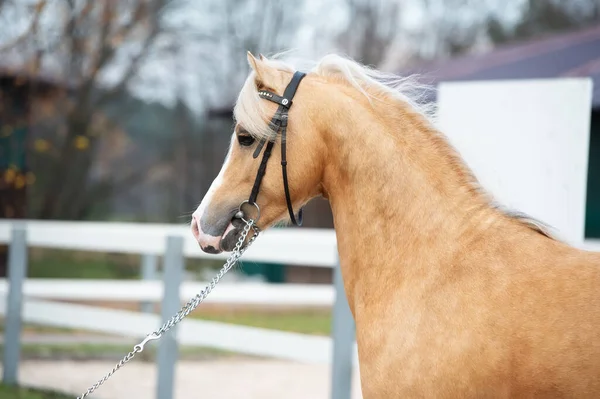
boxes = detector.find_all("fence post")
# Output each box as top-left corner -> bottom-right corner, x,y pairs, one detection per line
140,253 -> 158,314
330,252 -> 356,399
156,235 -> 184,399
2,225 -> 28,386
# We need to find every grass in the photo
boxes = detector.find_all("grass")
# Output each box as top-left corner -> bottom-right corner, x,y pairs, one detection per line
6,307 -> 332,337
0,384 -> 72,399
0,308 -> 332,361
28,248 -> 140,280
0,343 -> 242,362
27,248 -> 224,280
191,308 -> 332,336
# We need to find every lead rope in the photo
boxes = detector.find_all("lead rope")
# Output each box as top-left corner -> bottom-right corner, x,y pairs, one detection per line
76,219 -> 260,399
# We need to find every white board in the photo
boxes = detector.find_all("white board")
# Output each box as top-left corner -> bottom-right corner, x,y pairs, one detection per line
437,78 -> 593,244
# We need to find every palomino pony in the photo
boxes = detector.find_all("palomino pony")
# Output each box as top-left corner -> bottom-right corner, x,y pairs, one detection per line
191,52 -> 600,398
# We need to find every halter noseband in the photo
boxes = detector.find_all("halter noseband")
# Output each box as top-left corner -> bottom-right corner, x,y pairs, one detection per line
241,70 -> 306,226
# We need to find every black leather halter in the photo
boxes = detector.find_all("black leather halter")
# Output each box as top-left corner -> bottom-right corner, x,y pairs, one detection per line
244,71 -> 306,226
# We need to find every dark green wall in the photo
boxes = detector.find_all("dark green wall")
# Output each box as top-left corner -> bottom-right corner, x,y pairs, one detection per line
586,109 -> 600,238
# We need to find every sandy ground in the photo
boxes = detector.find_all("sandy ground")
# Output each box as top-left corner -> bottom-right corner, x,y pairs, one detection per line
5,359 -> 364,399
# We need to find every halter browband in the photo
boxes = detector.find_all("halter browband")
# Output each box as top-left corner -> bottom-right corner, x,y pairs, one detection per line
247,70 -> 306,226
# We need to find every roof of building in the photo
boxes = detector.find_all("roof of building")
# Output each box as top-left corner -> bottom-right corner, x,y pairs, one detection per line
403,24 -> 600,107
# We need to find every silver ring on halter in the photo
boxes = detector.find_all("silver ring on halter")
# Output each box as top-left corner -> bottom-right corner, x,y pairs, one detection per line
236,200 -> 261,223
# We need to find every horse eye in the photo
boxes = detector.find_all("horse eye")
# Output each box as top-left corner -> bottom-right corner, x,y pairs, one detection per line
237,133 -> 255,147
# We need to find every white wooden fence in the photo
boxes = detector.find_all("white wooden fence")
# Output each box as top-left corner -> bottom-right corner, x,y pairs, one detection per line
0,219 -> 338,266
0,219 -> 358,399
0,279 -> 336,306
0,297 -> 345,364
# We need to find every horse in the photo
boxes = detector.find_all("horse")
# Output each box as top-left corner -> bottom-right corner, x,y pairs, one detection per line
191,51 -> 600,398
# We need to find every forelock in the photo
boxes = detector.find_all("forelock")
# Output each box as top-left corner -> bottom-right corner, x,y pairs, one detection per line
233,56 -> 296,141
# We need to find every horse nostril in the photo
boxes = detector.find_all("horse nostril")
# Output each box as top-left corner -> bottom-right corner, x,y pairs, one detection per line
191,215 -> 200,240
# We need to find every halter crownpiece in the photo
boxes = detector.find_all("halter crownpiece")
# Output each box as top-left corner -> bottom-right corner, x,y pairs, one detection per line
244,70 -> 307,226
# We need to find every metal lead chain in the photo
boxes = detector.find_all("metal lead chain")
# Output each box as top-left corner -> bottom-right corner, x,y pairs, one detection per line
76,219 -> 260,399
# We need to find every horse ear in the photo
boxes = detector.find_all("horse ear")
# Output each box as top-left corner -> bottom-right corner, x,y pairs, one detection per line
246,51 -> 281,88
247,51 -> 259,70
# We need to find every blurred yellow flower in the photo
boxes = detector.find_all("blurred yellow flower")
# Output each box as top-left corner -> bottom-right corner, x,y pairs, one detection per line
4,168 -> 16,184
34,138 -> 50,152
15,175 -> 25,189
74,135 -> 89,150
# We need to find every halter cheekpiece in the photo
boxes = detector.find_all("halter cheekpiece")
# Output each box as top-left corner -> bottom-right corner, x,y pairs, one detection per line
242,70 -> 307,226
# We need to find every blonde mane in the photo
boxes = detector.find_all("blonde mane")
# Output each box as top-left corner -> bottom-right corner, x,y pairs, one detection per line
233,53 -> 437,142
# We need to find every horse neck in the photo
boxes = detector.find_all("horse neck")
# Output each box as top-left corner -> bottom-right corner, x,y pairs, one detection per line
320,93 -> 517,312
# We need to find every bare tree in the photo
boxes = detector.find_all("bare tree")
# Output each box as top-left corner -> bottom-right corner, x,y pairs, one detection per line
172,0 -> 304,214
0,1 -> 47,53
412,0 -> 600,61
203,0 -> 303,104
0,0 -> 174,220
487,0 -> 600,45
336,0 -> 403,67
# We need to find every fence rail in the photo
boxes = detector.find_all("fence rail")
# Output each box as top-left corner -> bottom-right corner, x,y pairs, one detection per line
0,219 -> 338,267
0,297 -> 359,365
0,279 -> 334,306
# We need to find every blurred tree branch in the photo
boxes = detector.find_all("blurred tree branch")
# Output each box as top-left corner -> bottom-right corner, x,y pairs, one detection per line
415,0 -> 600,60
337,0 -> 402,67
71,162 -> 159,220
0,0 -> 46,53
487,0 -> 600,45
0,0 -> 173,220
